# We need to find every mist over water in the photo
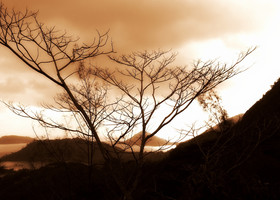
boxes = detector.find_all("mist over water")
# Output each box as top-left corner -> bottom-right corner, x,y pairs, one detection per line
1,161 -> 46,171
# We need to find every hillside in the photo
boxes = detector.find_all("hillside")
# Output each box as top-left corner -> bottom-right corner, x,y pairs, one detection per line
0,135 -> 34,144
162,77 -> 280,199
1,138 -> 116,164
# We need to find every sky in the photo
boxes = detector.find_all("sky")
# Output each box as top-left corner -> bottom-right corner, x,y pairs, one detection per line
0,0 -> 280,139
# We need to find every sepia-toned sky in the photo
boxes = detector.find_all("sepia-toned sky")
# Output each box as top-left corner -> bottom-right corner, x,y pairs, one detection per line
0,0 -> 280,138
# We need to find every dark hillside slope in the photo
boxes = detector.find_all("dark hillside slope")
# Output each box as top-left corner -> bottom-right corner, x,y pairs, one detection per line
226,78 -> 280,172
242,78 -> 280,123
161,78 -> 280,199
1,138 -> 92,163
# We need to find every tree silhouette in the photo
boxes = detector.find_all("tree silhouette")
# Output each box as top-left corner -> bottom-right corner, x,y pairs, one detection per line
0,3 -> 256,200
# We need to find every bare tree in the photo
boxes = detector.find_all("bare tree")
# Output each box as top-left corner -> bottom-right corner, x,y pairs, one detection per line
89,49 -> 255,198
93,49 -> 254,162
0,3 -> 256,199
0,2 -> 114,160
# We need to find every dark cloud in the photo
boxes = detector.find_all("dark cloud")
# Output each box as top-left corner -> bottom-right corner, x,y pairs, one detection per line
0,0 -> 278,137
0,0 -> 276,106
1,0 -> 274,52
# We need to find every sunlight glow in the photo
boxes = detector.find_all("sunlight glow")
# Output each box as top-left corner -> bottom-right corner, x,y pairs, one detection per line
1,0 -> 280,144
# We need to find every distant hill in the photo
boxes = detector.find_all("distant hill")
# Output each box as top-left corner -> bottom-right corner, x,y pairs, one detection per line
121,131 -> 173,147
0,135 -> 34,144
0,138 -> 133,164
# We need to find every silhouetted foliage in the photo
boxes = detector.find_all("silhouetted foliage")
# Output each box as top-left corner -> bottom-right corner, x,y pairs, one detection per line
0,2 -> 270,199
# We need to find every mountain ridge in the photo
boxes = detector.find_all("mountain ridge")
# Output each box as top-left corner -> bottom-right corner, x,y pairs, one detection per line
0,135 -> 34,144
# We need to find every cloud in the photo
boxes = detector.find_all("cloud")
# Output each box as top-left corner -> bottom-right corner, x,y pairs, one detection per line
28,79 -> 62,103
0,0 -> 277,108
0,0 -> 278,138
0,77 -> 26,95
1,0 -> 275,52
0,75 -> 60,105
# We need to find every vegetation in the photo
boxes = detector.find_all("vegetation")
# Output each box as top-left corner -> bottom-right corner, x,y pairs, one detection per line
1,2 -> 277,199
0,3 -> 256,199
